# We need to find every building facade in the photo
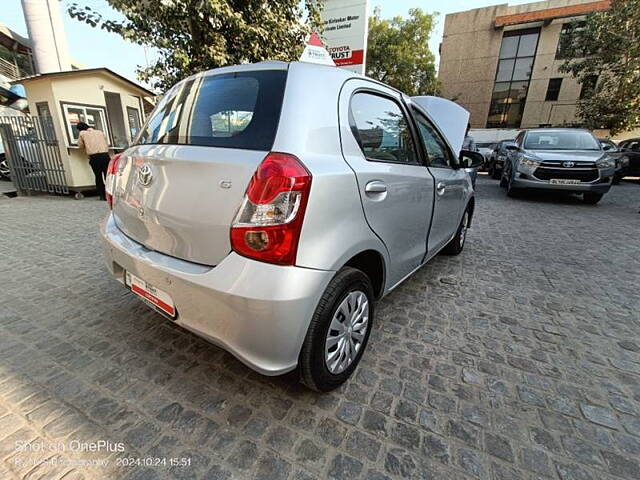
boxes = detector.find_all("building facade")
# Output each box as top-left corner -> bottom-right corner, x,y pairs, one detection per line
438,0 -> 610,129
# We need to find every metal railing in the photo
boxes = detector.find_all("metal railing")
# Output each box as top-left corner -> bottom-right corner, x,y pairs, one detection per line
0,115 -> 68,194
0,57 -> 20,81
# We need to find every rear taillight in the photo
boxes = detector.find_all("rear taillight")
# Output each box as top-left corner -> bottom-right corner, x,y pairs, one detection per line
105,153 -> 121,209
231,152 -> 312,265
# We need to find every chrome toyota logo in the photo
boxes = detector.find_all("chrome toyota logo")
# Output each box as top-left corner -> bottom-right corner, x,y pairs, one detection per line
562,161 -> 575,168
138,163 -> 153,186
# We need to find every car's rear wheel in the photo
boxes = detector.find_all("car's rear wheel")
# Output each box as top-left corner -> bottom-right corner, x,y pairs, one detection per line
442,208 -> 469,255
299,267 -> 374,392
583,192 -> 603,204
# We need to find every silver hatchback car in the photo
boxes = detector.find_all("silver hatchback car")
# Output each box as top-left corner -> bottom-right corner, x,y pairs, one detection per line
101,61 -> 482,391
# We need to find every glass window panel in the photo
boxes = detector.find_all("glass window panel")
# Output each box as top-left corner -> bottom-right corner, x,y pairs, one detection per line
512,57 -> 533,81
350,93 -> 418,164
137,71 -> 286,150
488,100 -> 508,117
491,82 -> 511,104
499,36 -> 519,58
66,107 -> 84,142
505,103 -> 525,127
413,111 -> 453,168
509,81 -> 529,102
517,34 -> 538,57
85,108 -> 105,131
496,59 -> 515,82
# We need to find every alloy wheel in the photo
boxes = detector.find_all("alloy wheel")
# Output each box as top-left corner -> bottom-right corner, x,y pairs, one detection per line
325,290 -> 369,374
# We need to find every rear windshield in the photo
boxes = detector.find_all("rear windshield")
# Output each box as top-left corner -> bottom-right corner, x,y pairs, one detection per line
136,70 -> 287,151
524,131 -> 600,151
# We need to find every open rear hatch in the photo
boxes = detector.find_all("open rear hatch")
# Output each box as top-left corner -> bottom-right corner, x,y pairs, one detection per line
111,67 -> 288,266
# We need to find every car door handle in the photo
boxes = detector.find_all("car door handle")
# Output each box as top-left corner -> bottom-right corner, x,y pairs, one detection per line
436,182 -> 446,196
365,181 -> 387,193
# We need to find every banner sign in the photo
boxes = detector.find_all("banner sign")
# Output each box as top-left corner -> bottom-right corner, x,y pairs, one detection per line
320,0 -> 369,74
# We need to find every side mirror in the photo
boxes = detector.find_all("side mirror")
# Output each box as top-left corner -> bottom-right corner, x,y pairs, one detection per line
459,150 -> 485,169
601,143 -> 613,152
504,142 -> 520,152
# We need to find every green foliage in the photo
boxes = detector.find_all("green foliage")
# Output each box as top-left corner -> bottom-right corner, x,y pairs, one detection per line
366,7 -> 439,96
560,0 -> 640,134
68,1 -> 324,91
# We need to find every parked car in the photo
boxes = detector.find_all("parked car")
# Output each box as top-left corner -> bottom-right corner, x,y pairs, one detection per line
500,128 -> 615,204
598,139 -> 629,184
100,61 -> 483,391
486,139 -> 515,179
617,138 -> 640,178
476,142 -> 494,169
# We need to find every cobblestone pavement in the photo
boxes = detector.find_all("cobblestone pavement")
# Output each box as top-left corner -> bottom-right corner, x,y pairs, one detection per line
1,177 -> 640,480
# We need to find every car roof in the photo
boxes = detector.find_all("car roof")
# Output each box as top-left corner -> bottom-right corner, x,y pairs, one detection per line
189,60 -> 358,81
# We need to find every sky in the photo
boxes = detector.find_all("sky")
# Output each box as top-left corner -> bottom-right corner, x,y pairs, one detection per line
2,0 -> 531,90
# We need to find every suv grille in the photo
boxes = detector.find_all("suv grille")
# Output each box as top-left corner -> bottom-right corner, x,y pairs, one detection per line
533,161 -> 599,182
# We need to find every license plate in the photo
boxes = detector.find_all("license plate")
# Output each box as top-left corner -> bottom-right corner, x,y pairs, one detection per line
550,179 -> 581,185
125,271 -> 176,318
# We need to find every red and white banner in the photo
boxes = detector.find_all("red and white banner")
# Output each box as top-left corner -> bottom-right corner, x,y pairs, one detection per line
320,0 -> 368,74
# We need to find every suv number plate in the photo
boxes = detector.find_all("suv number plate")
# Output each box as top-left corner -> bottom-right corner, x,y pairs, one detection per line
550,179 -> 581,185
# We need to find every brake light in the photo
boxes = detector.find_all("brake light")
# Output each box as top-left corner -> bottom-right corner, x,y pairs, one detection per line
231,152 -> 312,265
105,153 -> 121,209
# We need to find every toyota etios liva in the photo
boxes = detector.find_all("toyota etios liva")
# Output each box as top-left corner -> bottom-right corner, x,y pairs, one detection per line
101,61 -> 483,391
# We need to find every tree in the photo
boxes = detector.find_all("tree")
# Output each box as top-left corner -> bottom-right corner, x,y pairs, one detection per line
68,1 -> 323,91
560,0 -> 640,134
366,8 -> 439,96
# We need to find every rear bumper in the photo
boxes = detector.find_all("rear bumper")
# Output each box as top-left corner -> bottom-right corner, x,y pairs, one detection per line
100,215 -> 334,375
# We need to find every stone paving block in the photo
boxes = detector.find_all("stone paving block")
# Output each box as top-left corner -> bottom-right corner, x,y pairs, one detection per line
0,180 -> 638,479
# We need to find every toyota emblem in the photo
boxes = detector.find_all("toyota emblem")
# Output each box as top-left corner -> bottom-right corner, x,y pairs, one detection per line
138,163 -> 153,186
562,161 -> 575,168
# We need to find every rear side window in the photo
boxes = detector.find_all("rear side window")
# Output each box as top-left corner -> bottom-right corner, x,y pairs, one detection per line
350,92 -> 418,164
136,70 -> 287,151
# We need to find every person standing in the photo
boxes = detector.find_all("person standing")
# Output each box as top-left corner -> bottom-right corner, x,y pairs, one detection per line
76,122 -> 110,200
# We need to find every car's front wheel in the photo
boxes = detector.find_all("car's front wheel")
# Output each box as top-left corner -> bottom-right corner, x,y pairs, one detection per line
299,267 -> 374,392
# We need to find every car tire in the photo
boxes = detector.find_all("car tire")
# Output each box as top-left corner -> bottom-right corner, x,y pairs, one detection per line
612,173 -> 621,185
491,165 -> 501,180
505,166 -> 520,198
442,208 -> 469,255
299,267 -> 374,392
499,166 -> 509,188
583,192 -> 603,205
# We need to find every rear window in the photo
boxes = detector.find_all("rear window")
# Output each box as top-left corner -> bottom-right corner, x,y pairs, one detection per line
136,70 -> 287,151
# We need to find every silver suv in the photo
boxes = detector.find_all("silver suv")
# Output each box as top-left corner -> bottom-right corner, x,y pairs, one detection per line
101,62 -> 482,391
501,128 -> 615,204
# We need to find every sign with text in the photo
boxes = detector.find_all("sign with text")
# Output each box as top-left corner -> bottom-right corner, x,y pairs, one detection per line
320,0 -> 368,74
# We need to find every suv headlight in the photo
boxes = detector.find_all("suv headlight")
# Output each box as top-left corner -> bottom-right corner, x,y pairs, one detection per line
518,156 -> 541,169
596,157 -> 615,169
